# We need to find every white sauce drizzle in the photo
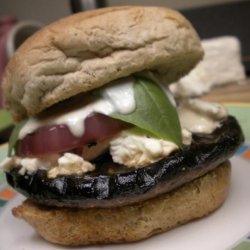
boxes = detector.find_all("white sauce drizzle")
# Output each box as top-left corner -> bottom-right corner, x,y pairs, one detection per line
102,77 -> 136,114
19,77 -> 136,139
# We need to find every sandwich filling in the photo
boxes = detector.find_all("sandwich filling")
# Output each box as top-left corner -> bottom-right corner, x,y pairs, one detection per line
1,73 -> 228,178
5,116 -> 243,208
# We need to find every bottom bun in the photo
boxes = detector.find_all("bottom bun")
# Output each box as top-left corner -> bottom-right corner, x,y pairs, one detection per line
13,161 -> 231,246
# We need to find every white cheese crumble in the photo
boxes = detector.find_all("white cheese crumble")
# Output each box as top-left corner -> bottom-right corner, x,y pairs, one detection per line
177,99 -> 228,134
48,153 -> 95,178
18,158 -> 51,175
110,131 -> 179,168
0,157 -> 50,174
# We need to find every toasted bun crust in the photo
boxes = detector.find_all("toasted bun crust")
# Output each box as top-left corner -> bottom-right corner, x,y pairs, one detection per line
13,161 -> 230,246
3,6 -> 203,120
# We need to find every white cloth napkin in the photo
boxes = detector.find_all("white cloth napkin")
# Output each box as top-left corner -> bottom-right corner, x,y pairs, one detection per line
170,36 -> 246,98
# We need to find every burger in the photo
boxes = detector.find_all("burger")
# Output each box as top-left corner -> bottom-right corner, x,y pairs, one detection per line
0,6 -> 244,246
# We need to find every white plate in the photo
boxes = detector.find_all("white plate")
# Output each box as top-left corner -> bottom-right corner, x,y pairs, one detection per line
0,156 -> 250,250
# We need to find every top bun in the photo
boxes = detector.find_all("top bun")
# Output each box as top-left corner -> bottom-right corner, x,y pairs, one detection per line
2,6 -> 203,120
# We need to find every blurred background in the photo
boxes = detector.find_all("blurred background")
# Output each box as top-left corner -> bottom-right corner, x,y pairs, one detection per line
0,0 -> 241,24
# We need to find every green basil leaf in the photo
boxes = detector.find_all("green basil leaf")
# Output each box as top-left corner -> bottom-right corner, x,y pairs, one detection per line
8,120 -> 27,157
111,77 -> 182,147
